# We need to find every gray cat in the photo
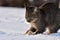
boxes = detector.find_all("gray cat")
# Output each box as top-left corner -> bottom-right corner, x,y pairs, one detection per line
25,0 -> 60,35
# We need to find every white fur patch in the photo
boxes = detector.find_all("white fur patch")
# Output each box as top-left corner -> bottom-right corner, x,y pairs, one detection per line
34,7 -> 37,12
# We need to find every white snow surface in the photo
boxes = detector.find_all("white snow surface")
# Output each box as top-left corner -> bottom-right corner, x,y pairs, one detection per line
0,7 -> 60,40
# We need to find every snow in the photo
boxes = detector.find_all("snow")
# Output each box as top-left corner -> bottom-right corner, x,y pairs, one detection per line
0,7 -> 60,40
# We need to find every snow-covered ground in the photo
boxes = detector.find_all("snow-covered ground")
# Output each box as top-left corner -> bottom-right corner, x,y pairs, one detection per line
0,7 -> 60,40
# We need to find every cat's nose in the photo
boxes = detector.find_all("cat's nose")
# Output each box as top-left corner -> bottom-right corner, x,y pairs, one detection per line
26,18 -> 32,22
